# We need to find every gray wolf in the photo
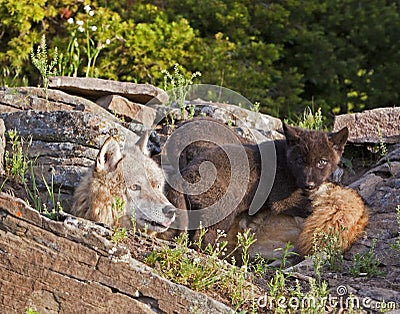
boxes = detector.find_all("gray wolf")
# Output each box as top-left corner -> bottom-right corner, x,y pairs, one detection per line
72,135 -> 176,233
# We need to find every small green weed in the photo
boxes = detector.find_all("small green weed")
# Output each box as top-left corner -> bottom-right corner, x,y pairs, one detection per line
162,63 -> 201,125
111,197 -> 128,243
377,124 -> 393,176
310,226 -> 345,285
251,101 -> 260,113
1,66 -> 28,87
4,130 -> 63,218
265,268 -> 329,312
273,241 -> 299,269
41,169 -> 63,219
30,34 -> 58,96
350,239 -> 383,277
25,307 -> 39,314
4,129 -> 31,184
25,164 -> 63,219
320,226 -> 345,272
60,5 -> 111,77
250,253 -> 269,276
286,106 -> 325,131
145,227 -> 258,311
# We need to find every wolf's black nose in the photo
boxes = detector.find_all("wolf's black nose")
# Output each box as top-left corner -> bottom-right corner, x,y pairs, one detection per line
162,205 -> 176,219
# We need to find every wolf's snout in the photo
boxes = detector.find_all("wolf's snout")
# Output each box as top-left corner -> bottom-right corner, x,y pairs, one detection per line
304,182 -> 316,190
162,205 -> 176,219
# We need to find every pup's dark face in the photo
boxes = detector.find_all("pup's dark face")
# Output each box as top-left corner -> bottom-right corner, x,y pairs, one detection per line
283,124 -> 348,191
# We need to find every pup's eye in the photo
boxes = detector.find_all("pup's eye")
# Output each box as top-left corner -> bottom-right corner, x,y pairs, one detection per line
317,159 -> 327,168
296,157 -> 305,165
129,184 -> 141,191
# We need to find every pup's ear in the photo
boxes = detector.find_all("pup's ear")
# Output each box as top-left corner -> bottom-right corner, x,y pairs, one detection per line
329,127 -> 349,153
136,130 -> 150,155
96,137 -> 123,172
283,123 -> 301,145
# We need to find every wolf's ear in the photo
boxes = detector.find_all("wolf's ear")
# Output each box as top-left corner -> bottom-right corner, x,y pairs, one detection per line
136,130 -> 150,155
329,127 -> 349,152
283,123 -> 300,145
96,137 -> 123,172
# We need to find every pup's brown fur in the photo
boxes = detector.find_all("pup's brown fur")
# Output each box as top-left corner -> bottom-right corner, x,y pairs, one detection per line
297,182 -> 369,256
236,183 -> 368,261
166,122 -> 351,242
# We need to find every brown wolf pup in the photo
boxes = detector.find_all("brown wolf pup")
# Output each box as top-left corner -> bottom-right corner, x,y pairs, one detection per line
166,122 -> 352,244
72,136 -> 176,233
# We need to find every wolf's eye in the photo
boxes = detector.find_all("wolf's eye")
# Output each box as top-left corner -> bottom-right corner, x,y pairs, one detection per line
317,159 -> 327,168
296,157 -> 305,165
129,184 -> 141,191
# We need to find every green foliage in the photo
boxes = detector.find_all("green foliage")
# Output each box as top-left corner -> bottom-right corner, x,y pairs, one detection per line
0,66 -> 28,87
31,35 -> 58,94
25,307 -> 39,314
25,164 -> 63,219
111,197 -> 128,243
265,269 -> 329,312
273,241 -> 299,269
350,239 -> 383,277
145,227 -> 258,310
3,0 -> 400,120
4,129 -> 30,184
162,63 -> 201,124
3,129 -> 63,218
313,226 -> 346,273
57,5 -> 117,78
286,106 -> 326,130
377,124 -> 393,176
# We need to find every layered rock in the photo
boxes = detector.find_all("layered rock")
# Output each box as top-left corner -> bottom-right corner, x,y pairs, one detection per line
0,193 -> 232,313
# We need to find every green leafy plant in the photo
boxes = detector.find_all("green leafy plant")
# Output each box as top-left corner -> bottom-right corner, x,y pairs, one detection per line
145,227 -> 258,310
310,226 -> 345,287
162,63 -> 201,125
60,5 -> 112,78
377,124 -> 393,176
250,253 -> 269,276
350,239 -> 383,277
30,34 -> 58,96
25,164 -> 63,220
273,241 -> 299,269
4,129 -> 31,184
287,106 -> 325,131
1,66 -> 28,87
316,226 -> 346,272
4,130 -> 63,218
265,268 -> 329,313
251,101 -> 260,113
41,169 -> 63,220
111,196 -> 128,243
25,307 -> 39,314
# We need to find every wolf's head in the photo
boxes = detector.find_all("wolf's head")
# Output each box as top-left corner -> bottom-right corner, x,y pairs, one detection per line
283,123 -> 348,192
73,135 -> 176,232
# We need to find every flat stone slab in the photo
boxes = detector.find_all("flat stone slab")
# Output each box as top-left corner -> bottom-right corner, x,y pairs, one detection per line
333,107 -> 400,143
0,193 -> 233,313
49,76 -> 168,104
96,95 -> 157,128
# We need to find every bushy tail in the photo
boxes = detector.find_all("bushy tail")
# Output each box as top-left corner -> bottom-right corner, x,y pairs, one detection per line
297,184 -> 369,256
